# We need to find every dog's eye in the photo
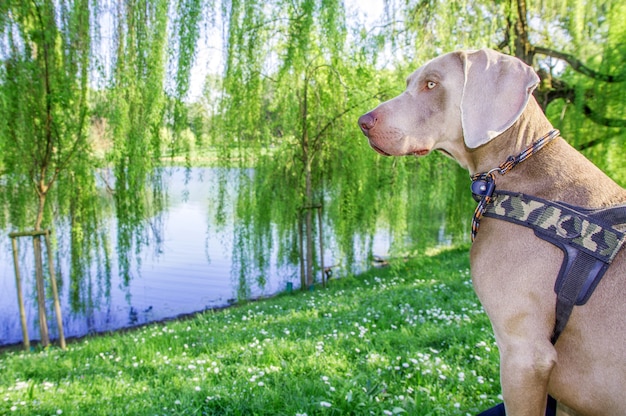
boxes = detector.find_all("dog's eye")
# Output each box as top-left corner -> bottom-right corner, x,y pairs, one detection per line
426,81 -> 437,90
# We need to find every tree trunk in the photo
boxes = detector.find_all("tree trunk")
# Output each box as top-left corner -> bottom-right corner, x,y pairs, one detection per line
317,206 -> 325,287
301,78 -> 315,289
33,234 -> 50,347
11,237 -> 30,350
304,157 -> 314,288
33,187 -> 50,347
511,0 -> 532,63
45,231 -> 66,349
298,215 -> 306,290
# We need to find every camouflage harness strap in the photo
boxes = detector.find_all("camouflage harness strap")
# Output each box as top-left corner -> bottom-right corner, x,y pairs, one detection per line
486,192 -> 626,264
470,129 -> 626,343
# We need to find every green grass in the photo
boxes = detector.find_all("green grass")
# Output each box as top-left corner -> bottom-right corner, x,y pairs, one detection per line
0,245 -> 503,415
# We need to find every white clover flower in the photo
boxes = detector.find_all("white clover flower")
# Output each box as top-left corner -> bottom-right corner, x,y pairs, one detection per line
320,401 -> 332,408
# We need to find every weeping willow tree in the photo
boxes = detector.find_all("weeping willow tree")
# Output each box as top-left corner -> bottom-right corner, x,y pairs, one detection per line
211,0 -> 471,295
0,1 -> 105,343
0,0 -> 207,328
216,0 -> 389,291
0,1 -> 92,233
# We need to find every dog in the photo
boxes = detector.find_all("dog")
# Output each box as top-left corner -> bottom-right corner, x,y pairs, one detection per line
358,48 -> 626,416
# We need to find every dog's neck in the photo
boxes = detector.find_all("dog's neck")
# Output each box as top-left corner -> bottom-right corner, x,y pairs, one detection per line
465,98 -> 626,207
467,98 -> 553,175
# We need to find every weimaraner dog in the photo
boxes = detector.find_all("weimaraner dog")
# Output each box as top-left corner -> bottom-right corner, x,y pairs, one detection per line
358,48 -> 626,416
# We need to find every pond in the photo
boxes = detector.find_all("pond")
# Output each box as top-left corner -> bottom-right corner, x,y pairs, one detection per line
0,168 -> 396,347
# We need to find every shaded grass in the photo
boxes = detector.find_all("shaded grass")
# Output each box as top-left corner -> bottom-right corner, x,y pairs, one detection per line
0,245 -> 502,415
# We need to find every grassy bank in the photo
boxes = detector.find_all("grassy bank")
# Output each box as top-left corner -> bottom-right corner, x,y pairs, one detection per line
0,245 -> 502,415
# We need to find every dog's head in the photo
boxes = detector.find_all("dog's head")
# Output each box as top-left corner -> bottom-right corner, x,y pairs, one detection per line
358,49 -> 539,164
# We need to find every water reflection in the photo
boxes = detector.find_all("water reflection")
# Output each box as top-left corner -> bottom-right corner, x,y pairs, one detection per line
0,168 -> 391,346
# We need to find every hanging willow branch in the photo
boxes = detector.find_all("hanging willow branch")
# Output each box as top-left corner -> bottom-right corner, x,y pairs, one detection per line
534,46 -> 626,83
536,77 -> 626,129
581,105 -> 626,129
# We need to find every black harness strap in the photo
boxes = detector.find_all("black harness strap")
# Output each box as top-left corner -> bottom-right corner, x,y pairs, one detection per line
477,190 -> 626,343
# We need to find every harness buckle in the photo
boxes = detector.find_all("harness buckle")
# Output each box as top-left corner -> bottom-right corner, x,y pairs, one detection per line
471,176 -> 496,202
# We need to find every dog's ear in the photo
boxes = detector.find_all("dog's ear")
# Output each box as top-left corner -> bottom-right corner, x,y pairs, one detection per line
460,48 -> 539,149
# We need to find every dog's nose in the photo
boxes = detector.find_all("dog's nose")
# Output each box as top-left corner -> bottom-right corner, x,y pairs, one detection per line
358,113 -> 377,135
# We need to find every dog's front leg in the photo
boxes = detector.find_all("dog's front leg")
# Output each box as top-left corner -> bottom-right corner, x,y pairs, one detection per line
498,338 -> 557,416
474,292 -> 559,416
471,229 -> 561,416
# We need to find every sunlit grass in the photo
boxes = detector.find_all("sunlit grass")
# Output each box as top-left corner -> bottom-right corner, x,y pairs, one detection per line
0,245 -> 503,415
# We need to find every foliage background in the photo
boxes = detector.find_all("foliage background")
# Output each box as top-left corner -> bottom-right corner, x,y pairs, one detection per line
0,0 -> 625,297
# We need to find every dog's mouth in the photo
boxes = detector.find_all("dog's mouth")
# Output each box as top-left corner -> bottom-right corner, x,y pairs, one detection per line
370,143 -> 392,156
370,142 -> 430,158
410,149 -> 430,157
